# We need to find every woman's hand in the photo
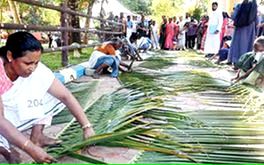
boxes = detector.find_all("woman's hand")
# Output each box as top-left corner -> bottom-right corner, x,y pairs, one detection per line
231,77 -> 240,84
26,143 -> 56,163
83,127 -> 95,140
231,77 -> 236,82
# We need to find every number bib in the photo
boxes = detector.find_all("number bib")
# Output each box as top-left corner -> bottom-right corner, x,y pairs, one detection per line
17,96 -> 45,121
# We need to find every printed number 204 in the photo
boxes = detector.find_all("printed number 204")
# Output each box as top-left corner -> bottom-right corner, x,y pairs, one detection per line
28,99 -> 43,108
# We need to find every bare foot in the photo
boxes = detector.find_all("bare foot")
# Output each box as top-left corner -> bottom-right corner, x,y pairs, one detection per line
31,135 -> 62,147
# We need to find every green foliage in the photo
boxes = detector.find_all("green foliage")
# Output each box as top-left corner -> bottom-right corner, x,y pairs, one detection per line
52,81 -> 99,125
192,7 -> 203,21
39,8 -> 61,26
22,7 -> 60,25
41,48 -> 93,70
227,84 -> 264,122
150,0 -> 184,23
47,88 -> 204,163
188,0 -> 209,21
46,48 -> 264,164
0,0 -> 61,24
188,59 -> 216,67
119,72 -> 162,94
120,51 -> 264,164
118,0 -> 152,15
0,0 -> 12,23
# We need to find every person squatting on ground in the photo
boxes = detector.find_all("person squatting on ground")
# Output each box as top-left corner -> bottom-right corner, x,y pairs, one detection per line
88,38 -> 131,79
231,36 -> 264,84
119,37 -> 143,61
209,40 -> 231,64
0,31 -> 95,163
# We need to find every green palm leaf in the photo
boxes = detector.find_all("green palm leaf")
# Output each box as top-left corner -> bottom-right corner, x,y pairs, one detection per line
48,52 -> 264,164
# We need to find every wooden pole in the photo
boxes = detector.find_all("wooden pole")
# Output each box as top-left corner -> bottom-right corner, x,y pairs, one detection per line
0,23 -> 123,34
43,44 -> 99,53
12,0 -> 122,26
61,2 -> 68,67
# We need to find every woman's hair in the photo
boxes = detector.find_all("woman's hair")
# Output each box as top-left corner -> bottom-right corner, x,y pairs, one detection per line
222,12 -> 230,18
253,36 -> 264,52
0,31 -> 43,61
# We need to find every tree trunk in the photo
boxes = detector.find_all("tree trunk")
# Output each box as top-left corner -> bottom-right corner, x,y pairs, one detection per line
7,0 -> 21,24
68,0 -> 81,44
61,2 -> 69,66
84,0 -> 96,44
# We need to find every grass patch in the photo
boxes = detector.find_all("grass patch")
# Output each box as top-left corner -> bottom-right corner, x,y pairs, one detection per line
139,57 -> 174,70
41,48 -> 93,71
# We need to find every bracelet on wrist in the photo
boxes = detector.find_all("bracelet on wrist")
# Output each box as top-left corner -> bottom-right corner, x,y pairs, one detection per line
22,140 -> 30,150
82,123 -> 92,129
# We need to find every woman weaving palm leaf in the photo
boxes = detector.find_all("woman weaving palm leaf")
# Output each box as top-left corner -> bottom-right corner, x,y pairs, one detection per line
0,32 -> 95,163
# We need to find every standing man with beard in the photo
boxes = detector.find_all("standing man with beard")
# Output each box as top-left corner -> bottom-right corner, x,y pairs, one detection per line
204,2 -> 223,58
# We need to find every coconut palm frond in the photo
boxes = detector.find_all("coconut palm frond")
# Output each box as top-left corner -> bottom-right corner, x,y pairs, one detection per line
119,72 -> 162,94
139,57 -> 175,70
105,139 -> 197,162
119,68 -> 264,163
46,86 -> 214,163
187,59 -> 216,68
135,149 -> 264,164
120,69 -> 229,96
48,50 -> 264,164
227,84 -> 264,122
52,81 -> 98,125
67,152 -> 107,164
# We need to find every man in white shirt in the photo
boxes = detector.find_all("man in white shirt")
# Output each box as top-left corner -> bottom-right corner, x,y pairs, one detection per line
204,2 -> 223,57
